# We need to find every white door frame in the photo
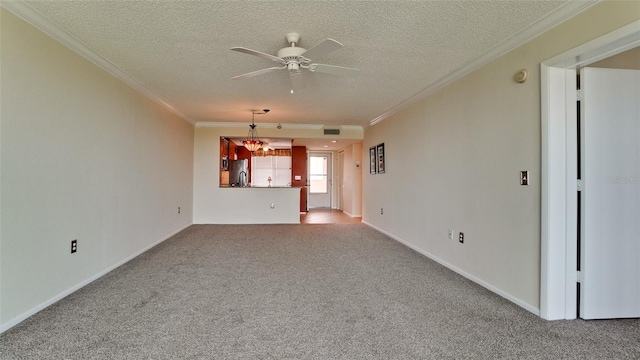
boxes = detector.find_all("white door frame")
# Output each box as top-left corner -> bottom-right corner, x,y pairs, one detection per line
540,20 -> 640,320
336,151 -> 344,211
307,151 -> 333,209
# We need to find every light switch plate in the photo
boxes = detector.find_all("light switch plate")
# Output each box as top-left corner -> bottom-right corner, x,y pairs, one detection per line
294,175 -> 301,181
520,171 -> 529,186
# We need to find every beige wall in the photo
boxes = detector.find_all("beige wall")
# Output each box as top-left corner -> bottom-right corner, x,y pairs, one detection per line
0,9 -> 194,330
590,46 -> 640,70
340,143 -> 362,217
342,147 -> 354,215
362,0 -> 640,312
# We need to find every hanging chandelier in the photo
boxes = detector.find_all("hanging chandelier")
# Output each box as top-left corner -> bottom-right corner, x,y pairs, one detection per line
243,109 -> 269,152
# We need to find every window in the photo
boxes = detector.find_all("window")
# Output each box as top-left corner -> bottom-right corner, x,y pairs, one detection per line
251,156 -> 291,187
309,156 -> 328,193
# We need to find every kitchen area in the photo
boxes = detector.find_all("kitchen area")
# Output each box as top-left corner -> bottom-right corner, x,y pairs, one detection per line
192,123 -> 363,225
219,136 -> 308,214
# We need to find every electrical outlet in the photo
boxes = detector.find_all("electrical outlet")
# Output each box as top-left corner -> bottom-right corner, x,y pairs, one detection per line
459,232 -> 464,244
270,202 -> 276,209
448,229 -> 453,240
178,206 -> 181,214
71,239 -> 77,254
380,208 -> 384,215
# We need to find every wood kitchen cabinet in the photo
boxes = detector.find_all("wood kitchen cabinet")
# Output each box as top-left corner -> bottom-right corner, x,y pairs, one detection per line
291,146 -> 308,213
299,187 -> 307,213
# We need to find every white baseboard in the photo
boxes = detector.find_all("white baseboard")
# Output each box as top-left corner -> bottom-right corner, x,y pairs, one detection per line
362,221 -> 540,316
0,223 -> 193,334
343,211 -> 362,218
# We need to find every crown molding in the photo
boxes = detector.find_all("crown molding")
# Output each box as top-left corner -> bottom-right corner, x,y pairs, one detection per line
1,1 -> 195,125
368,0 -> 600,126
196,121 -> 325,130
196,122 -> 364,130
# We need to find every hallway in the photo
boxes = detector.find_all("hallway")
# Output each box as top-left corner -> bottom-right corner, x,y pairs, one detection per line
300,209 -> 361,224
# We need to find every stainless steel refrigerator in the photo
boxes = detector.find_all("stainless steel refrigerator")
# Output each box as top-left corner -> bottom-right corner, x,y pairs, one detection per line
229,159 -> 248,187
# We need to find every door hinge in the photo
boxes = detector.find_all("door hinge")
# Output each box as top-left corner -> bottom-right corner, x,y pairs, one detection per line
577,179 -> 584,191
576,270 -> 582,283
576,89 -> 582,101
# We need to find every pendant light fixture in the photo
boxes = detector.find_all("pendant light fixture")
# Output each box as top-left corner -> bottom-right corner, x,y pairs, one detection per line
243,109 -> 269,152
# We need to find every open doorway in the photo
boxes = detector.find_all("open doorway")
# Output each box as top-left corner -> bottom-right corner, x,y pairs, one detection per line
308,153 -> 332,209
302,150 -> 362,224
300,209 -> 362,224
540,21 -> 640,320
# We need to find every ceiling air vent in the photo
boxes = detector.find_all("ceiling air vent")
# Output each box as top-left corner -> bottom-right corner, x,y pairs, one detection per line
324,128 -> 340,135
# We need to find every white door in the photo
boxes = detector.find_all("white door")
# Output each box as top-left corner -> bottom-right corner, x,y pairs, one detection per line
580,67 -> 640,319
308,153 -> 332,208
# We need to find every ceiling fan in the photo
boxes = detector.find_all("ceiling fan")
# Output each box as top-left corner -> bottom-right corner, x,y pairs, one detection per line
231,32 -> 359,93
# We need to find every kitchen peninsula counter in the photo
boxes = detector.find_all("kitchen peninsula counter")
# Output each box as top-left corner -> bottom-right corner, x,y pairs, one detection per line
219,185 -> 299,189
196,186 -> 300,224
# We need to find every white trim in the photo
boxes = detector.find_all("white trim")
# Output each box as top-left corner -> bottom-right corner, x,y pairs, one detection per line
0,1 -> 195,125
540,65 -> 576,320
543,21 -> 640,68
342,211 -> 362,218
0,223 -> 193,334
540,19 -> 640,320
308,151 -> 334,209
368,0 -> 598,126
287,123 -> 325,130
196,121 -> 325,130
363,221 -> 540,316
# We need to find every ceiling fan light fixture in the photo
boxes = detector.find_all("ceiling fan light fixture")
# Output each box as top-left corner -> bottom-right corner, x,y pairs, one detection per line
231,33 -> 359,93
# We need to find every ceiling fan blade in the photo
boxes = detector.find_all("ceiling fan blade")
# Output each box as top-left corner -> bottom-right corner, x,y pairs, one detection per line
308,64 -> 360,76
232,66 -> 286,80
290,72 -> 306,92
230,47 -> 285,64
301,38 -> 343,60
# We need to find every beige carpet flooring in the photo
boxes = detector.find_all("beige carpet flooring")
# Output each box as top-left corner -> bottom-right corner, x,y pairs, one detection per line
0,224 -> 638,359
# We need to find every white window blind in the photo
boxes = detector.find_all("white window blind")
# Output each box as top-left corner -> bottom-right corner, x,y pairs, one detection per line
251,156 -> 291,187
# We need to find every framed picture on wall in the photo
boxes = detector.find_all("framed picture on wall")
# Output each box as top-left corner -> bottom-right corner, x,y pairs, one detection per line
377,143 -> 385,174
369,147 -> 377,174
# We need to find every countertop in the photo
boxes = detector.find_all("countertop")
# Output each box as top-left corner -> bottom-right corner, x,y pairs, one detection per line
219,185 -> 301,189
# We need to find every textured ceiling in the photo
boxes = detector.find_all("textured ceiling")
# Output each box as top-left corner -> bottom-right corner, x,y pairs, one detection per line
21,0 -> 579,126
